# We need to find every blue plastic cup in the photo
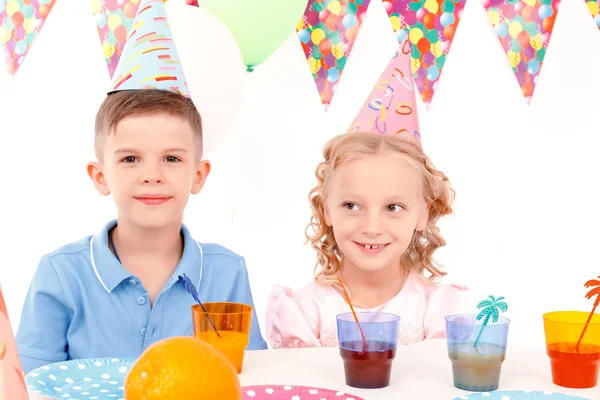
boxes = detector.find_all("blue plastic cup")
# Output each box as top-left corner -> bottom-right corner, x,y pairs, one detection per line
336,312 -> 400,389
445,313 -> 511,392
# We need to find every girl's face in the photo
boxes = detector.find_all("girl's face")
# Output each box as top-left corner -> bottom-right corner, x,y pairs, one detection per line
323,152 -> 428,275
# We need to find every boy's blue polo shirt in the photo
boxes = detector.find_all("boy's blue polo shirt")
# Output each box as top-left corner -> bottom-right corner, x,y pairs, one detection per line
16,220 -> 267,372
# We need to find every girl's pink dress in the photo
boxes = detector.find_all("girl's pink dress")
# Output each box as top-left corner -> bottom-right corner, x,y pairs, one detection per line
266,270 -> 468,349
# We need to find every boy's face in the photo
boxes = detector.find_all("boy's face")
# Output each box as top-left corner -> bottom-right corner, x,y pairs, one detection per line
88,113 -> 210,229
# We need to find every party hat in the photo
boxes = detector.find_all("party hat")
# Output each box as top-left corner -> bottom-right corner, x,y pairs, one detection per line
347,37 -> 421,148
109,0 -> 189,96
0,284 -> 28,400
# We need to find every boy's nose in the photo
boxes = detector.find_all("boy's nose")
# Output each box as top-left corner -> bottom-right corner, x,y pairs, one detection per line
142,176 -> 163,184
140,168 -> 163,184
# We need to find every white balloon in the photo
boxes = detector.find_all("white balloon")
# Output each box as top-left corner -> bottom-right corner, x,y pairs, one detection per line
165,2 -> 245,158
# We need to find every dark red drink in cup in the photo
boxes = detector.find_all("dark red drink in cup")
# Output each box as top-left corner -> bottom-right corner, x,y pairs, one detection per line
337,312 -> 400,389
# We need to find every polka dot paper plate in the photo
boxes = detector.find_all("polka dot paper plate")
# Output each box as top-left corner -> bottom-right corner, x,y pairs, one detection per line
242,385 -> 364,399
453,391 -> 591,400
24,357 -> 135,399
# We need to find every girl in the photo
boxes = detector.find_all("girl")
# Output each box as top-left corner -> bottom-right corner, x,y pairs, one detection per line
266,40 -> 467,349
266,132 -> 467,348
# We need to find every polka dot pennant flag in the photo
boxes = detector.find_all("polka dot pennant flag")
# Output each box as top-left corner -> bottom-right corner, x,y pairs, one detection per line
587,0 -> 600,31
483,0 -> 561,104
91,0 -> 145,79
297,0 -> 372,110
386,0 -> 467,108
0,0 -> 56,76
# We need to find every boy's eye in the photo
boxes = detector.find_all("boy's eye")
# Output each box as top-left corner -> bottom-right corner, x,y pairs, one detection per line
387,204 -> 404,212
165,156 -> 181,163
122,156 -> 138,163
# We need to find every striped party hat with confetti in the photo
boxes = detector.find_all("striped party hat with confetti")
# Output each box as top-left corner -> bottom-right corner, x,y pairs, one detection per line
109,0 -> 189,96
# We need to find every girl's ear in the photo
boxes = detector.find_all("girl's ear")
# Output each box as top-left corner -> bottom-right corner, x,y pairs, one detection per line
416,203 -> 429,232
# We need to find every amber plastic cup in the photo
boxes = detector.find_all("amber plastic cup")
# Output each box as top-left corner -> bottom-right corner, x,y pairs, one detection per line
192,302 -> 253,374
543,311 -> 600,388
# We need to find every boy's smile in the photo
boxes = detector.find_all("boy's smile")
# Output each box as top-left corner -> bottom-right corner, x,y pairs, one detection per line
134,194 -> 173,206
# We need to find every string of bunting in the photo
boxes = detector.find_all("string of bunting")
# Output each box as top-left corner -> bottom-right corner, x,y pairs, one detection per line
1,0 -> 599,105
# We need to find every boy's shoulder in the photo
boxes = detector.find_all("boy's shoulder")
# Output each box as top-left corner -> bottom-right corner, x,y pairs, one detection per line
43,235 -> 94,266
197,242 -> 247,272
198,242 -> 243,261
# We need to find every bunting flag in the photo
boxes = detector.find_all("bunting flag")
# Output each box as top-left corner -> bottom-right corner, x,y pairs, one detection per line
386,0 -> 467,107
587,0 -> 600,30
0,0 -> 56,76
91,0 -> 143,78
484,0 -> 561,103
297,0 -> 371,109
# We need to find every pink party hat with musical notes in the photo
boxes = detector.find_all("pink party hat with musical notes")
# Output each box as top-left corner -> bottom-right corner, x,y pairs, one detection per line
109,0 -> 189,96
0,284 -> 28,400
347,38 -> 421,148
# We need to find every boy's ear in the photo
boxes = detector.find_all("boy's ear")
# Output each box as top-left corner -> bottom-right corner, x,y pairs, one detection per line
87,162 -> 110,196
191,160 -> 211,195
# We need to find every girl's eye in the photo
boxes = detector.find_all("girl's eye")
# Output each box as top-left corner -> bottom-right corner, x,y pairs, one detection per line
343,202 -> 359,211
387,204 -> 404,212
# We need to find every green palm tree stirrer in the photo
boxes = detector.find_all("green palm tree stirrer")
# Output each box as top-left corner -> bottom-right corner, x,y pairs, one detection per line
473,295 -> 508,348
575,276 -> 600,353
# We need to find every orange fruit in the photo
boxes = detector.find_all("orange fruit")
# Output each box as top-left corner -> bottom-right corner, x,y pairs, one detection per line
124,336 -> 241,400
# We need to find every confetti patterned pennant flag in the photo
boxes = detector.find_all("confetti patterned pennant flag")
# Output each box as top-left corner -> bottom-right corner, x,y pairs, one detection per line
91,0 -> 144,79
484,0 -> 561,103
386,0 -> 467,107
297,0 -> 372,109
0,0 -> 56,76
587,0 -> 600,30
110,0 -> 189,95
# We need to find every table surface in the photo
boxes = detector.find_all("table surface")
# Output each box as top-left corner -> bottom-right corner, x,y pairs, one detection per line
238,339 -> 600,399
28,339 -> 600,399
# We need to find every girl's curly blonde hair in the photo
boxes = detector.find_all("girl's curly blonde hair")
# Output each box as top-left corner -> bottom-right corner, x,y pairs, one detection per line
306,131 -> 454,283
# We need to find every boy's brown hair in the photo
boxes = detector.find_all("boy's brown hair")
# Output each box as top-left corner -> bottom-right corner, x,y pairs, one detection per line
94,89 -> 203,160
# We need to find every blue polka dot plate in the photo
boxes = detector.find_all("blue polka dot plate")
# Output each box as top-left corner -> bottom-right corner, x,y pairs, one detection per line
24,357 -> 135,400
453,391 -> 591,400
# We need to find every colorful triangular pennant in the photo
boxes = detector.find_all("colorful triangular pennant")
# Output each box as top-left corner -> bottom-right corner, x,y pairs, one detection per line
484,0 -> 561,103
386,0 -> 467,107
0,0 -> 56,76
297,0 -> 372,109
91,0 -> 143,78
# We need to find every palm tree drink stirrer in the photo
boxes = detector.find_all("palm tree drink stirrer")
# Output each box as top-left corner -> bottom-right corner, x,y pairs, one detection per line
473,295 -> 508,348
575,276 -> 600,353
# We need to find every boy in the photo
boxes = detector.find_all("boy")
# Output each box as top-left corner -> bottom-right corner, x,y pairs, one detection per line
16,0 -> 267,373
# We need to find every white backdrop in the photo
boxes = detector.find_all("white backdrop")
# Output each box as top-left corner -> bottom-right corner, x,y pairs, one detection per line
0,0 -> 599,350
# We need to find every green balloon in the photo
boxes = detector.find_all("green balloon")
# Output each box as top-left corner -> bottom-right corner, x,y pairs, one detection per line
410,1 -> 421,12
536,47 -> 547,61
411,45 -> 421,59
198,0 -> 309,70
524,22 -> 538,36
425,29 -> 439,44
336,56 -> 347,70
443,1 -> 454,13
435,54 -> 446,69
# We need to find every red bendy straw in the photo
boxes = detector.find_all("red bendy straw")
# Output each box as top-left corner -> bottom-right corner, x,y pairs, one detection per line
337,277 -> 368,353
